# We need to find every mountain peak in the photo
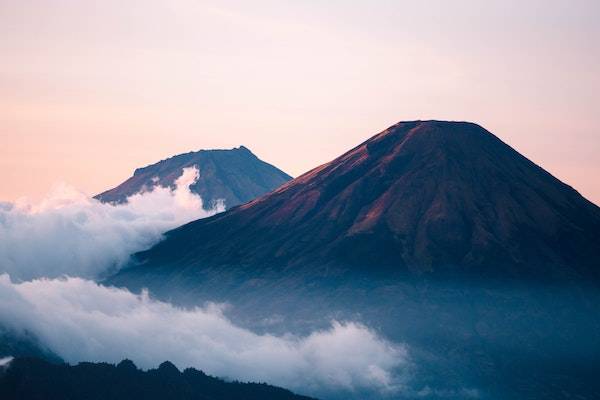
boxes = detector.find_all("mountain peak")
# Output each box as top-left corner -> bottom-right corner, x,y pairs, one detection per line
368,120 -> 484,142
349,120 -> 492,160
278,120 -> 499,202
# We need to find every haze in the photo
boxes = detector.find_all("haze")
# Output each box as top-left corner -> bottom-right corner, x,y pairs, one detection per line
1,0 -> 599,203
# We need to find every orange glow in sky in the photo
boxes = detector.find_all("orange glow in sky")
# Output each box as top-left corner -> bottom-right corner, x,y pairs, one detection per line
1,0 -> 599,204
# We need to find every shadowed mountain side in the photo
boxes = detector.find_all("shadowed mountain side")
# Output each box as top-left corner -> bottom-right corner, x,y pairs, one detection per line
0,357 -> 316,400
96,146 -> 292,210
116,121 -> 600,281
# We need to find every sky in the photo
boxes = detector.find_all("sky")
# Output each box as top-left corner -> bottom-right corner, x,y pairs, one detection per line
1,0 -> 599,204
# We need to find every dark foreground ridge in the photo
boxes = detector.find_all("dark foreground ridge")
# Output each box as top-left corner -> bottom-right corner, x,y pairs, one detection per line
96,146 -> 292,209
0,357 -> 316,400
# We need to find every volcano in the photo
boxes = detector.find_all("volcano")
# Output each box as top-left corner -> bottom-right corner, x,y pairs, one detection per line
118,120 -> 600,281
108,121 -> 600,399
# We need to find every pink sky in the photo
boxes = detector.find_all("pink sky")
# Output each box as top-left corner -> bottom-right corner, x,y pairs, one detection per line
1,0 -> 599,204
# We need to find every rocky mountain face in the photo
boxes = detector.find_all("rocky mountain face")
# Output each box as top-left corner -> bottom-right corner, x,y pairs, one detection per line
96,146 -> 291,210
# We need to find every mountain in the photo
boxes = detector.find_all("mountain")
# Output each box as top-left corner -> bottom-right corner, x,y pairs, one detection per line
0,357 -> 316,400
109,121 -> 600,399
95,146 -> 292,209
117,120 -> 600,281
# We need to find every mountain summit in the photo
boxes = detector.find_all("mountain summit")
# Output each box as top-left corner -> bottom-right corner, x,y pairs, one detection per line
96,146 -> 291,209
123,121 -> 600,281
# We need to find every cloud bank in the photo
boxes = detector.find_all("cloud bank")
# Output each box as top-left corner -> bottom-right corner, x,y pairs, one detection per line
0,167 -> 222,281
0,274 -> 409,396
0,168 -> 411,397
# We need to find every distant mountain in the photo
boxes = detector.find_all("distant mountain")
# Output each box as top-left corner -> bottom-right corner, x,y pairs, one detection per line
0,357 -> 315,400
96,146 -> 292,209
117,121 -> 600,280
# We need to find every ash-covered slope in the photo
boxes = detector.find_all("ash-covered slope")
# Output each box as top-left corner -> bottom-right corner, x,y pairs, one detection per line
96,146 -> 291,210
123,120 -> 600,281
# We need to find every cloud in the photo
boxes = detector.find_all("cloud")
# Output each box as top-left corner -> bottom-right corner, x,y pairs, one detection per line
0,166 -> 412,397
0,167 -> 223,281
0,274 -> 409,397
0,356 -> 13,368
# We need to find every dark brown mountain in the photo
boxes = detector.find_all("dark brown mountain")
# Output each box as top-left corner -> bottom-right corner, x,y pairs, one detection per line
122,120 -> 600,281
95,146 -> 291,210
107,121 -> 600,399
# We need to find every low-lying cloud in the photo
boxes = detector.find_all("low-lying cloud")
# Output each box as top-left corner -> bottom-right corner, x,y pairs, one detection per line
0,169 -> 412,397
0,167 -> 222,281
0,274 -> 409,396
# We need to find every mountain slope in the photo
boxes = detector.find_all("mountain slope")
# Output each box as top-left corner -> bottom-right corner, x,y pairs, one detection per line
0,357 -> 316,400
120,120 -> 600,281
96,146 -> 291,209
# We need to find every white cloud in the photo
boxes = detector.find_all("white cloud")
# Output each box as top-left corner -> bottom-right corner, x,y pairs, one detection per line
0,167 -> 223,281
0,167 -> 412,397
0,356 -> 13,368
0,274 -> 409,396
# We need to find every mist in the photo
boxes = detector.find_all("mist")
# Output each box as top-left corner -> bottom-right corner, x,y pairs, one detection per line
0,167 -> 413,398
0,274 -> 409,397
0,167 -> 223,281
